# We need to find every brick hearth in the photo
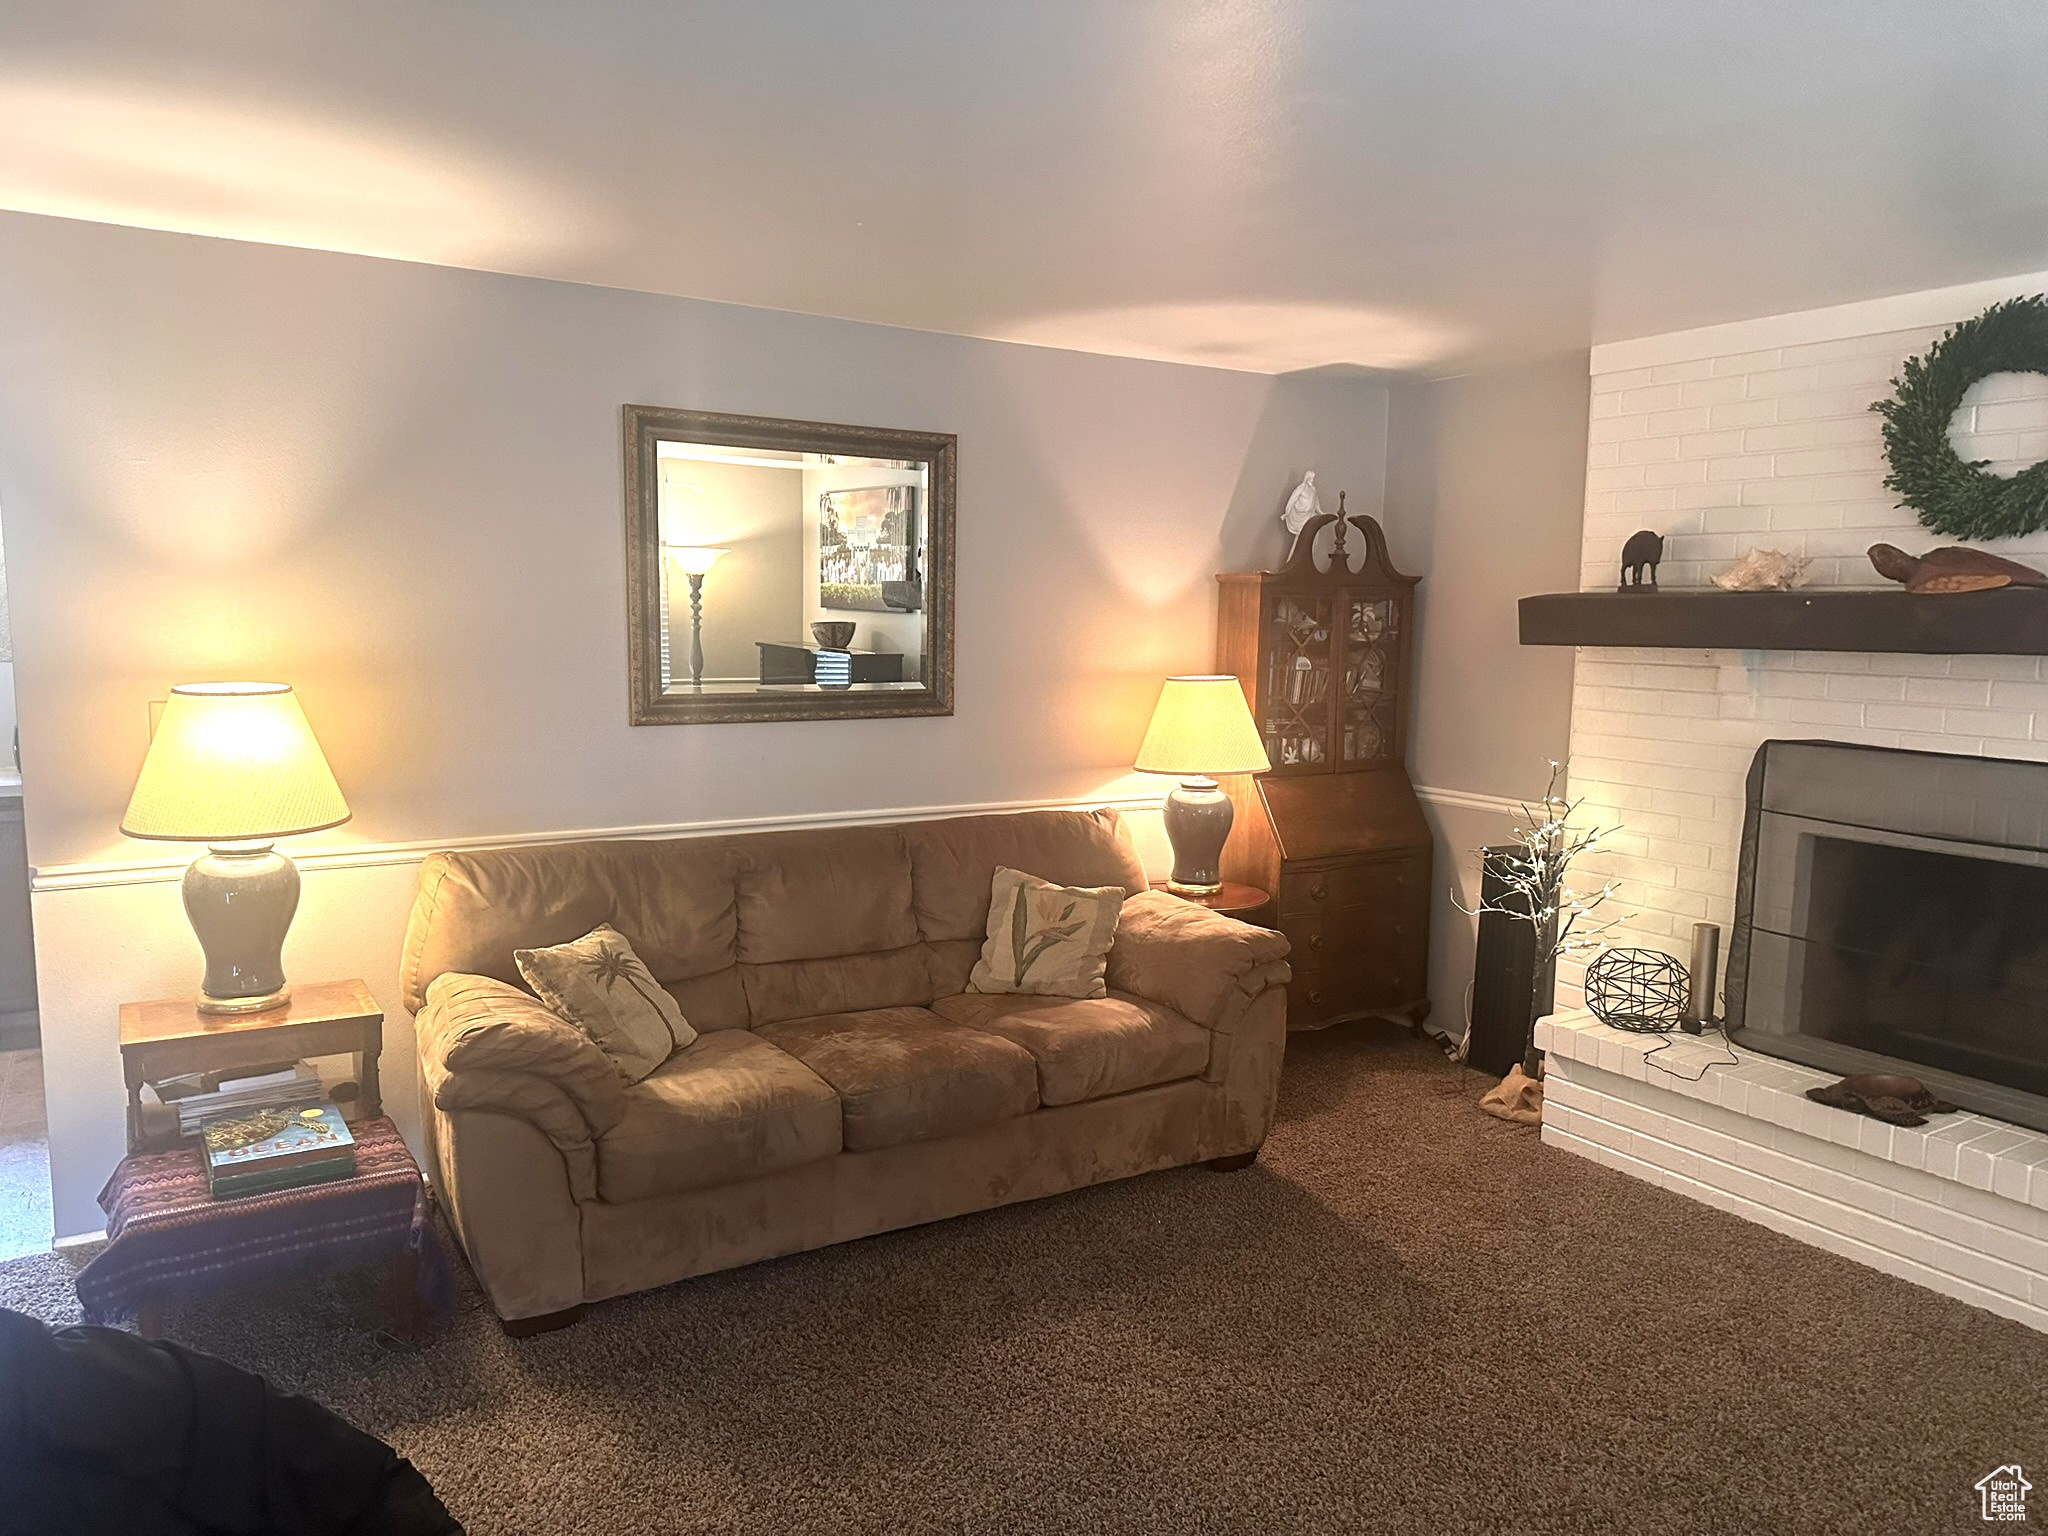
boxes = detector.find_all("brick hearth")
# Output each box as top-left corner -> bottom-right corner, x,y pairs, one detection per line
1537,1011 -> 2048,1332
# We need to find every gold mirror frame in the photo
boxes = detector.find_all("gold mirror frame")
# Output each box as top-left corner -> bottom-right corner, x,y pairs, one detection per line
624,405 -> 956,725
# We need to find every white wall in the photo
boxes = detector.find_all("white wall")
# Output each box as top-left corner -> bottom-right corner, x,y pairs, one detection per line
1566,268 -> 2048,1001
1384,356 -> 1588,1042
0,211 -> 1391,1237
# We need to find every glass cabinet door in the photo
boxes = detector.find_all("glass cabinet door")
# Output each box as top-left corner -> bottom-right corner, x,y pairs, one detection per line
1261,594 -> 1334,771
1340,592 -> 1400,764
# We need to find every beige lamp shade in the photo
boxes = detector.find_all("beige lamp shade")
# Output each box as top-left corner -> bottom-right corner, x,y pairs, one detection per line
121,682 -> 351,843
665,545 -> 730,575
1134,675 -> 1272,777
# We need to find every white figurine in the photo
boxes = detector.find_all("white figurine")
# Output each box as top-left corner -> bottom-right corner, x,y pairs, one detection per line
1282,471 -> 1322,556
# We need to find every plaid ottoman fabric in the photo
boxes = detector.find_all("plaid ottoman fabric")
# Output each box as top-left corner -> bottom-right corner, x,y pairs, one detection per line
75,1117 -> 439,1326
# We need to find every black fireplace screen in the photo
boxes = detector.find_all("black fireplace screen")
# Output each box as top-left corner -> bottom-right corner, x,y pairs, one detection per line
1728,739 -> 2048,1133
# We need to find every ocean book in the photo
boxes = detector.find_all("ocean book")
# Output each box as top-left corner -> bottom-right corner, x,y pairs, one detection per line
201,1102 -> 357,1196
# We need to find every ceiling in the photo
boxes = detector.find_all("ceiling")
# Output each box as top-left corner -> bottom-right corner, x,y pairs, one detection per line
3,1 -> 2046,376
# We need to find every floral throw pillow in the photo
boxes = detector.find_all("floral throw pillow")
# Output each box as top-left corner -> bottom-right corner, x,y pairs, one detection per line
968,867 -> 1126,1000
514,924 -> 697,1083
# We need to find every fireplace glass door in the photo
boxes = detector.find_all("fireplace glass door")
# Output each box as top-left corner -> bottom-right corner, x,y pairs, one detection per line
1728,739 -> 2048,1132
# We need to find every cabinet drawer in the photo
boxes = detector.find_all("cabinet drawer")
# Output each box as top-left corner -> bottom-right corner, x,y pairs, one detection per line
1277,858 -> 1413,915
1287,964 -> 1413,1026
1278,907 -> 1411,967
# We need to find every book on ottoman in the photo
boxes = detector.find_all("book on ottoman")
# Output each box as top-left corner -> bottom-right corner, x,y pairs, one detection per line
202,1103 -> 357,1199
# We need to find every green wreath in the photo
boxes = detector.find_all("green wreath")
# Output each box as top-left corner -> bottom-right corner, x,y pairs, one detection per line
1872,294 -> 2048,540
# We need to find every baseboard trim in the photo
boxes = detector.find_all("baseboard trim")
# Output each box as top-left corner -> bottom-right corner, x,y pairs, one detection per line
33,792 -> 1164,895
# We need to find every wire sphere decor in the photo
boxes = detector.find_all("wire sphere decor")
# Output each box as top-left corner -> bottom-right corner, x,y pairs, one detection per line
1583,946 -> 1690,1034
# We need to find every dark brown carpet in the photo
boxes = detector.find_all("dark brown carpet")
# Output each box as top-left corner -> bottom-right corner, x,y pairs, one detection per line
6,1027 -> 2045,1534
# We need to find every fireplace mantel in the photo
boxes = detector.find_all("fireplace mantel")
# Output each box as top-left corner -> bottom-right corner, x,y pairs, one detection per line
1519,587 -> 2048,654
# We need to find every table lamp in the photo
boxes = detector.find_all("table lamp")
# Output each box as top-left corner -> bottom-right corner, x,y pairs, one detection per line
665,545 -> 730,687
120,682 -> 350,1014
1134,675 -> 1271,894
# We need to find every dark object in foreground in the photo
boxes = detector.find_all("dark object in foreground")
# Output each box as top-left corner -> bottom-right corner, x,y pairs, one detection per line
1867,542 -> 2048,593
1467,845 -> 1556,1077
0,1307 -> 461,1535
1806,1073 -> 1958,1127
1618,529 -> 1664,591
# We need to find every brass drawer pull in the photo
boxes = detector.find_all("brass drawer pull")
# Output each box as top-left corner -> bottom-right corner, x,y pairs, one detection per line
1307,988 -> 1323,1006
1309,934 -> 1326,952
1310,882 -> 1329,902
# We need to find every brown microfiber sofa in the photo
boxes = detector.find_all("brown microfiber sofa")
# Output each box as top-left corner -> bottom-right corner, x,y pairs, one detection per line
401,808 -> 1291,1331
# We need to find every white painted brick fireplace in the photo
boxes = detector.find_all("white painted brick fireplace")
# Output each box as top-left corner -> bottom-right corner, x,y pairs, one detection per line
1548,270 -> 2048,1330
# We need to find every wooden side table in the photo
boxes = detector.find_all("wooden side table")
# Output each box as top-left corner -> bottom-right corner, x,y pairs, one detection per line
119,978 -> 384,1153
1167,883 -> 1273,924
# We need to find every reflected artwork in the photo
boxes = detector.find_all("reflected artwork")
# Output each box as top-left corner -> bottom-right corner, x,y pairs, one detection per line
819,486 -> 922,613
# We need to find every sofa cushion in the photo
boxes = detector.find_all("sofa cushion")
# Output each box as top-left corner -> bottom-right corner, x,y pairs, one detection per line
753,1006 -> 1039,1152
932,991 -> 1210,1107
734,825 -> 917,965
904,808 -> 1148,944
402,836 -> 741,1014
664,967 -> 752,1034
595,1030 -> 841,1203
741,945 -> 935,1029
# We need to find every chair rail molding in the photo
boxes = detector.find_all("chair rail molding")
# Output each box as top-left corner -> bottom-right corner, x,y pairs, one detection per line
37,784 -> 1523,893
1413,785 -> 1527,819
31,793 -> 1164,894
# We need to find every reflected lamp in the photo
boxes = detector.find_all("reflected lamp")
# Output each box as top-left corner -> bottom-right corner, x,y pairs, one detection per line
665,545 -> 730,687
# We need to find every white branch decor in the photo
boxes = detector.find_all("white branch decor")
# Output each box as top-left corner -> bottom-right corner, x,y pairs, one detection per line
1455,761 -> 1625,1072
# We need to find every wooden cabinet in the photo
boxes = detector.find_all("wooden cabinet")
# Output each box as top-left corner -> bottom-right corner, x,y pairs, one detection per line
1215,512 -> 1431,1032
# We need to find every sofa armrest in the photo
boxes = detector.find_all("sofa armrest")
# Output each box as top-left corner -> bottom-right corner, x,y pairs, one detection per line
418,972 -> 628,1138
1106,890 -> 1292,1030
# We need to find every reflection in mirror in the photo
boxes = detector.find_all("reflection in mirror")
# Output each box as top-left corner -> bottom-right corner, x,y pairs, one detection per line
624,409 -> 954,724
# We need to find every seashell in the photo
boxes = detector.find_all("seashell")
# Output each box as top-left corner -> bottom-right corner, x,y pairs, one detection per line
1711,547 -> 1810,591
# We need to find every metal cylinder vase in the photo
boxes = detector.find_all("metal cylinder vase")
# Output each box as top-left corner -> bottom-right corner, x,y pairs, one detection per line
1162,777 -> 1234,894
183,843 -> 301,1013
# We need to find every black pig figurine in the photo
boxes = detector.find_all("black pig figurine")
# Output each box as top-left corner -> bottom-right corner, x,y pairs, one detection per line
1619,529 -> 1664,592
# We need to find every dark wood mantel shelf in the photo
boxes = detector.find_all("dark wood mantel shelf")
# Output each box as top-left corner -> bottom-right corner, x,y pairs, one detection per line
1519,587 -> 2048,655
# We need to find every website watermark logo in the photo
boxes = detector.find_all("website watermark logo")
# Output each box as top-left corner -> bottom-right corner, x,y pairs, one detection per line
1977,1465 -> 2031,1523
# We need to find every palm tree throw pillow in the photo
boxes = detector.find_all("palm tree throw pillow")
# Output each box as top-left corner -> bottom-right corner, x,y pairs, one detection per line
968,867 -> 1126,1000
514,924 -> 697,1082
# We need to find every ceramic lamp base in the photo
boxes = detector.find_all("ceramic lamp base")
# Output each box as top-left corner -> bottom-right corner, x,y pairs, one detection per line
184,844 -> 300,1015
1162,777 -> 1233,895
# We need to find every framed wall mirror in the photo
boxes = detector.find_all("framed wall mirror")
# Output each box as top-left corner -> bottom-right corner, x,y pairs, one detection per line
624,406 -> 956,724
